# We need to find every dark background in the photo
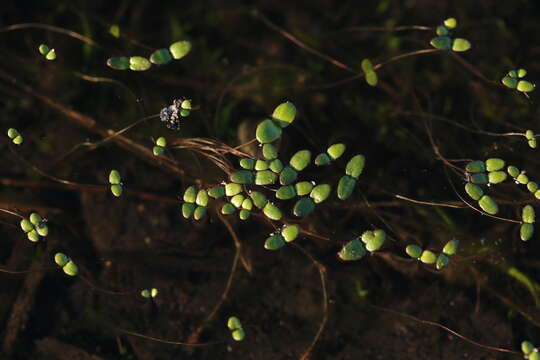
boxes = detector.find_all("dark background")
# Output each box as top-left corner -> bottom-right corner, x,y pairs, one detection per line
1,0 -> 540,359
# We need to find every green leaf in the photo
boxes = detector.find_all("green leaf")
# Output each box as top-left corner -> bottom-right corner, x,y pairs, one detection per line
249,191 -> 268,209
290,150 -> 311,171
361,58 -> 374,73
269,159 -> 284,173
256,119 -> 282,143
255,160 -> 269,171
239,158 -> 255,170
488,171 -> 507,184
337,175 -> 357,200
263,202 -> 282,220
141,289 -> 151,298
365,71 -> 378,86
436,253 -> 449,270
436,25 -> 448,36
54,253 -> 70,267
241,198 -> 253,210
465,160 -> 485,173
193,206 -> 207,220
276,185 -> 297,200
262,144 -> 278,160
518,69 -> 528,78
230,170 -> 255,184
443,18 -> 457,29
522,205 -> 535,224
221,203 -> 236,215
451,38 -> 471,52
12,135 -> 23,145
109,170 -> 122,185
295,181 -> 314,196
470,173 -> 488,185
107,57 -> 130,70
181,100 -> 192,110
405,244 -> 422,259
38,44 -> 50,55
517,80 -> 535,93
345,155 -> 366,179
63,260 -> 79,276
208,185 -> 225,199
279,166 -> 298,185
109,24 -> 120,38
517,173 -> 530,184
227,316 -> 242,330
465,183 -> 483,201
225,183 -> 242,197
110,184 -> 123,197
195,189 -> 209,206
430,36 -> 452,50
507,166 -> 520,178
310,184 -> 331,203
230,194 -> 245,208
478,195 -> 498,215
485,158 -> 505,172
129,56 -> 151,71
281,225 -> 299,242
182,203 -> 196,218
27,230 -> 40,242
264,234 -> 286,250
327,143 -> 346,160
501,76 -> 518,89
442,239 -> 459,256
420,250 -> 437,264
528,182 -> 539,193
20,219 -> 33,233
521,223 -> 534,241
315,153 -> 332,166
231,328 -> 246,341
169,40 -> 191,59
7,128 -> 19,139
338,238 -> 366,261
45,48 -> 56,60
271,101 -> 297,128
153,146 -> 164,156
183,185 -> 197,203
364,229 -> 385,252
150,48 -> 173,65
36,224 -> 49,237
521,341 -> 535,355
293,197 -> 316,217
239,209 -> 250,220
255,170 -> 278,185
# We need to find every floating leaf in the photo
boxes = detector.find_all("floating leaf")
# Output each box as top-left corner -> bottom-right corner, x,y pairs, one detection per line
361,58 -> 374,73
420,250 -> 437,264
241,198 -> 253,210
256,119 -> 282,143
20,219 -> 33,233
30,213 -> 43,226
529,139 -> 537,149
269,159 -> 284,173
518,69 -> 528,78
478,195 -> 498,215
263,202 -> 282,220
109,170 -> 122,185
195,189 -> 209,207
230,170 -> 255,184
501,76 -> 518,89
141,289 -> 151,298
365,71 -> 378,86
169,40 -> 191,59
444,18 -> 457,29
338,238 -> 366,261
271,101 -> 297,128
442,239 -> 459,256
295,181 -> 314,196
522,205 -> 535,224
249,191 -> 268,209
488,171 -> 507,184
54,253 -> 70,267
365,229 -> 385,252
465,183 -> 483,201
486,158 -> 505,172
327,143 -> 346,160
153,146 -> 164,156
436,253 -> 449,270
255,160 -> 269,171
193,206 -> 206,220
337,175 -> 357,200
239,158 -> 255,170
521,223 -> 534,241
208,185 -> 225,199
183,185 -> 197,203
345,155 -> 366,179
262,144 -> 278,160
264,234 -> 286,250
129,56 -> 151,71
255,170 -> 278,185
63,260 -> 78,276
430,36 -> 452,50
517,80 -> 535,93
470,173 -> 488,185
231,194 -> 245,208
521,341 -> 535,355
315,153 -> 331,166
405,244 -> 422,259
27,230 -> 40,242
276,185 -> 296,200
182,203 -> 196,218
110,184 -> 123,197
507,166 -> 520,178
225,183 -> 242,197
107,56 -> 130,70
517,173 -> 529,184
451,38 -> 471,52
279,166 -> 298,185
109,24 -> 120,38
281,225 -> 299,242
221,203 -> 236,215
228,316 -> 242,330
436,25 -> 448,36
310,184 -> 331,204
528,182 -> 539,193
293,197 -> 316,217
36,224 -> 49,237
181,100 -> 191,110
38,44 -> 50,55
150,48 -> 173,65
239,209 -> 250,220
465,160 -> 485,173
290,150 -> 311,171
